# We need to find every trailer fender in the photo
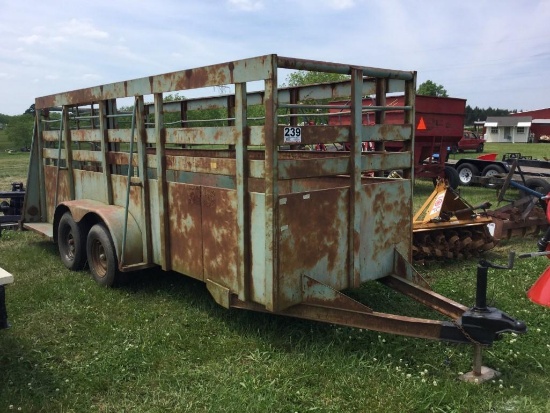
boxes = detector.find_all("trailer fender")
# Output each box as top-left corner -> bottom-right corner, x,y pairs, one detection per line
54,200 -> 143,268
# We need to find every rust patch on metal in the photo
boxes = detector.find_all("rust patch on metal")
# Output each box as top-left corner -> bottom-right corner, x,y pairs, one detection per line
277,187 -> 349,309
168,183 -> 204,279
202,187 -> 238,292
44,166 -> 71,221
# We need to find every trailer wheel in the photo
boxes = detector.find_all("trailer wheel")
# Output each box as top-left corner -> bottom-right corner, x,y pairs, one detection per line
481,164 -> 505,177
457,163 -> 479,186
87,224 -> 118,287
58,212 -> 87,271
444,166 -> 460,189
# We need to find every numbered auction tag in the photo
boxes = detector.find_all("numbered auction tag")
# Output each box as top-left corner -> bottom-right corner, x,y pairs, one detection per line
283,127 -> 302,143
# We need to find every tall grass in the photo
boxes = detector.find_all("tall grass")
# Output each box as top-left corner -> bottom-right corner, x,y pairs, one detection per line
1,136 -> 549,412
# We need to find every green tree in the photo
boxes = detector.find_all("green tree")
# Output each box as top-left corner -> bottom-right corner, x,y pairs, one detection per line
417,80 -> 448,97
285,71 -> 349,87
24,103 -> 35,115
281,71 -> 351,126
464,105 -> 515,126
6,115 -> 34,149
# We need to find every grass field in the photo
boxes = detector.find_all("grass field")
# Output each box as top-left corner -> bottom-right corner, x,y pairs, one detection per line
1,134 -> 550,412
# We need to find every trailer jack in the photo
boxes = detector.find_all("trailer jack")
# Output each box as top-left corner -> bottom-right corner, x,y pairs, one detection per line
459,253 -> 527,382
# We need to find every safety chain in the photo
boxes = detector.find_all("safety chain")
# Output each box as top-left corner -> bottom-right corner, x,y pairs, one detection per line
453,319 -> 482,346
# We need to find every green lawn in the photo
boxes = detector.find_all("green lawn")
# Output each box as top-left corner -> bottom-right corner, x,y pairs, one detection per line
0,130 -> 30,189
1,138 -> 549,412
448,142 -> 550,162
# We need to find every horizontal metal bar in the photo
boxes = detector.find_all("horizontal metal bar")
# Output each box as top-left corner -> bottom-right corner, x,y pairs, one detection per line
106,113 -> 133,119
279,104 -> 350,110
277,56 -> 415,81
71,115 -> 100,120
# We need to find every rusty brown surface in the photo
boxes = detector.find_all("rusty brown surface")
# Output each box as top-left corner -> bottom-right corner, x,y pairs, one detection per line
168,183 -> 204,280
201,186 -> 239,292
277,187 -> 349,309
361,180 -> 412,279
44,166 -> 71,222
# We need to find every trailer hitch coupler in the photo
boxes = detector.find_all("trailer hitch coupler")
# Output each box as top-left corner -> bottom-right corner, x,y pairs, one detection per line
460,253 -> 527,344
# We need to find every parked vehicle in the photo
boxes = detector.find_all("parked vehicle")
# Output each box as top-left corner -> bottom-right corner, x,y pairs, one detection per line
20,55 -> 525,379
450,131 -> 485,153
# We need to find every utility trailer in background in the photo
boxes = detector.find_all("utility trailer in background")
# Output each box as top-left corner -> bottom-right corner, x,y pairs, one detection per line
21,55 -> 525,380
448,152 -> 550,188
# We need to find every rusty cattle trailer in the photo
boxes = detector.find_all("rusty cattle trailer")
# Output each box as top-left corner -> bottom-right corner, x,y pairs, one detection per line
22,55 -> 525,377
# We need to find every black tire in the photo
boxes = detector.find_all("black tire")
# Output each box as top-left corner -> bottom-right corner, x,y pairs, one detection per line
524,178 -> 550,196
87,223 -> 118,287
58,212 -> 87,271
444,166 -> 460,189
476,143 -> 484,153
481,164 -> 505,177
522,178 -> 550,211
457,163 -> 479,186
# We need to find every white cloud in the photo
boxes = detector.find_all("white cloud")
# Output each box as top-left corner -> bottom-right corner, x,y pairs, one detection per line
18,34 -> 41,45
327,0 -> 355,9
227,0 -> 264,11
81,73 -> 102,82
59,18 -> 109,39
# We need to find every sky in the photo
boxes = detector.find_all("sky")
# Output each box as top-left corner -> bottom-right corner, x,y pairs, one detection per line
1,0 -> 549,115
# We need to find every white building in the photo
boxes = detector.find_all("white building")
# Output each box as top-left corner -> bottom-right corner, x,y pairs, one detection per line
484,116 -> 533,143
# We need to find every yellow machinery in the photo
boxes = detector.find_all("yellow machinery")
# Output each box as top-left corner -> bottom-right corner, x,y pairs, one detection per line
413,182 -> 495,262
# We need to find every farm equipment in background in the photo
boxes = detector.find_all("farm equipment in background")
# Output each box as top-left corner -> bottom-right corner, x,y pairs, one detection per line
412,181 -> 495,262
0,182 -> 24,235
513,180 -> 550,307
485,160 -> 549,242
0,184 -> 20,328
329,94 -> 466,189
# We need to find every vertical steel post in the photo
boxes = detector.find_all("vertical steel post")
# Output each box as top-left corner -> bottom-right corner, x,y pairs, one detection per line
349,68 -> 363,288
235,82 -> 250,301
264,56 -> 278,311
155,93 -> 171,271
135,95 -> 152,264
98,101 -> 114,205
121,98 -> 138,266
54,107 -> 65,211
34,110 -> 48,222
61,108 -> 75,201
